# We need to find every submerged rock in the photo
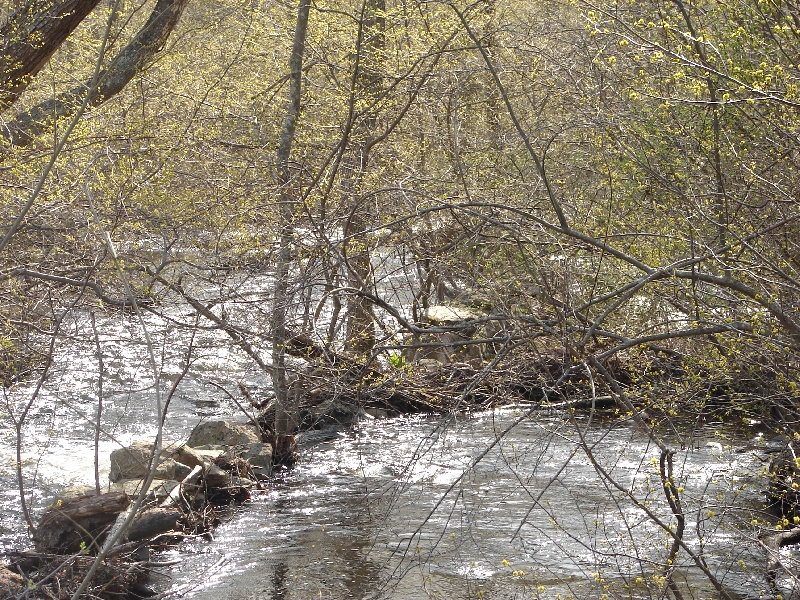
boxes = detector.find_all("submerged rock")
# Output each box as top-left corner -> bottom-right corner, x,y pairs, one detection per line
302,400 -> 365,430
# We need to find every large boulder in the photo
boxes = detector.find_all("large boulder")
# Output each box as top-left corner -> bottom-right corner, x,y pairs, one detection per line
187,420 -> 261,448
109,441 -> 193,483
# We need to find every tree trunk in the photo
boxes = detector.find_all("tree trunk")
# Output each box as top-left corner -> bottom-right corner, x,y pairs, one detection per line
2,0 -> 189,147
342,0 -> 385,357
271,0 -> 311,465
0,0 -> 104,113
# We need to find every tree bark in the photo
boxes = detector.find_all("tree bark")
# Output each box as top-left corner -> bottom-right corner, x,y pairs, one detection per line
125,507 -> 182,542
32,492 -> 130,553
342,0 -> 385,357
2,0 -> 189,147
271,0 -> 311,465
0,0 -> 104,114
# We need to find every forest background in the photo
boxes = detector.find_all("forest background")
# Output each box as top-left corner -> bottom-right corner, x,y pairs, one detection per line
2,0 -> 800,598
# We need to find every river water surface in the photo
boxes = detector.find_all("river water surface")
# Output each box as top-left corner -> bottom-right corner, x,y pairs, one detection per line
0,308 -> 781,599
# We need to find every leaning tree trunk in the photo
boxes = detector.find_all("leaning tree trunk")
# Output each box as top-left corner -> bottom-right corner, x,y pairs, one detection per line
2,0 -> 189,147
0,0 -> 104,114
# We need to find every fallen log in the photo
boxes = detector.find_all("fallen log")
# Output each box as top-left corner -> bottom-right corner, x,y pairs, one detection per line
33,492 -> 130,554
761,527 -> 800,590
126,508 -> 183,543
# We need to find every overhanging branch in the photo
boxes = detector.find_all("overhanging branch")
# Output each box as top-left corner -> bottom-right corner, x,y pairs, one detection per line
0,0 -> 104,113
2,0 -> 189,148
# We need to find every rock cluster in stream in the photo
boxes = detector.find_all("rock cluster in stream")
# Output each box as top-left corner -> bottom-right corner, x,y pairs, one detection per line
1,419 -> 272,599
42,419 -> 271,554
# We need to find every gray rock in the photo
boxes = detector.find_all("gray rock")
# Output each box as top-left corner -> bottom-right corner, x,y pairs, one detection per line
296,426 -> 341,446
109,441 -> 192,482
110,478 -> 179,500
172,445 -> 209,469
204,463 -> 230,488
229,476 -> 254,488
243,443 -> 272,477
424,305 -> 482,324
401,304 -> 500,366
155,458 -> 192,481
187,420 -> 261,448
56,485 -> 98,501
193,447 -> 225,461
364,407 -> 391,419
305,400 -> 365,429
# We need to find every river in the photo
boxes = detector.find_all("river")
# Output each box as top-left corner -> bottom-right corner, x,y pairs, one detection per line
0,307 -> 780,599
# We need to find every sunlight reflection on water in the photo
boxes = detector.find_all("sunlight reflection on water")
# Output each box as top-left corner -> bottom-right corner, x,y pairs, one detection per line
0,309 -> 772,599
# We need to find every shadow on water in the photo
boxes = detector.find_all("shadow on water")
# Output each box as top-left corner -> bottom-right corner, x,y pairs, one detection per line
270,562 -> 289,600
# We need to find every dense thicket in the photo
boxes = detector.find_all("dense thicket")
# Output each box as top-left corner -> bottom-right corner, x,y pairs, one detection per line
2,0 -> 799,597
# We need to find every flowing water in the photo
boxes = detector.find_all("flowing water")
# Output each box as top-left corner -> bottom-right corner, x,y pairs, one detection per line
155,413 -> 770,600
0,307 -> 782,599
